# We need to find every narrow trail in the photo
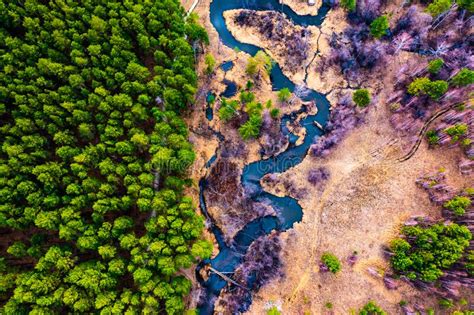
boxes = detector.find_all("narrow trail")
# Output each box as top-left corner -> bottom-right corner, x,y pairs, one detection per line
397,102 -> 459,163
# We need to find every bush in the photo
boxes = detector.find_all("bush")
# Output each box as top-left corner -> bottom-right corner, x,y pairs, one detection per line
341,0 -> 356,12
390,223 -> 472,282
445,123 -> 468,142
205,53 -> 216,75
321,253 -> 341,274
427,58 -> 444,74
240,91 -> 256,104
466,250 -> 474,276
439,298 -> 454,309
239,114 -> 263,140
359,301 -> 386,315
270,108 -> 281,119
278,88 -> 292,103
353,89 -> 371,107
267,306 -> 281,315
370,16 -> 389,39
246,51 -> 272,78
408,77 -> 448,100
451,68 -> 474,87
457,0 -> 474,12
444,196 -> 471,216
219,99 -> 240,122
426,130 -> 440,145
426,0 -> 452,17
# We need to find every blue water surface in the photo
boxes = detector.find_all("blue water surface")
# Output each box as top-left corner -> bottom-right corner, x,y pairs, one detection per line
198,1 -> 331,313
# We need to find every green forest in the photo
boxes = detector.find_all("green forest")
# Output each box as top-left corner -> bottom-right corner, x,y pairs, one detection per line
0,0 -> 211,313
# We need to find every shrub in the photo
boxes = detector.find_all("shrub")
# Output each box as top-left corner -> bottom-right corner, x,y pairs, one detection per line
321,253 -> 341,274
205,53 -> 216,75
423,80 -> 449,100
246,51 -> 272,78
278,88 -> 292,103
219,99 -> 239,122
439,298 -> 454,309
370,16 -> 389,39
426,0 -> 452,17
359,301 -> 386,315
466,250 -> 474,276
427,58 -> 444,74
240,91 -> 256,104
444,196 -> 471,216
341,0 -> 356,12
353,89 -> 371,107
239,114 -> 263,140
408,77 -> 448,100
267,306 -> 281,315
457,0 -> 474,12
451,68 -> 474,87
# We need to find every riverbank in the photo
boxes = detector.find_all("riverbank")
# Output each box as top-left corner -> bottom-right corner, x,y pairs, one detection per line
186,0 -> 315,243
224,9 -> 320,84
248,92 -> 469,313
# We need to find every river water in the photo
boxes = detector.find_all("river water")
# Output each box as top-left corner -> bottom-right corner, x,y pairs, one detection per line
198,1 -> 331,313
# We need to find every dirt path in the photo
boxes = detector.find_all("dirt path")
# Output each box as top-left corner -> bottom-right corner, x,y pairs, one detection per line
397,102 -> 459,162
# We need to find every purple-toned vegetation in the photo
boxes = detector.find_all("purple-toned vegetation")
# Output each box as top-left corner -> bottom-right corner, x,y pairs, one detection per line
391,6 -> 433,53
234,10 -> 311,72
356,0 -> 383,22
307,167 -> 330,185
320,24 -> 388,83
215,232 -> 283,313
220,138 -> 248,159
347,252 -> 358,267
311,95 -> 365,157
260,110 -> 289,157
206,157 -> 274,241
416,171 -> 456,205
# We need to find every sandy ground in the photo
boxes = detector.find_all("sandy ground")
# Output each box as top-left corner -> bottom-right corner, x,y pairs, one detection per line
284,0 -> 322,16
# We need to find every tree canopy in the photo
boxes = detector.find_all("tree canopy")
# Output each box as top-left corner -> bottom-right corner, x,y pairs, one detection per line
353,89 -> 371,107
321,253 -> 341,274
0,0 -> 211,313
390,223 -> 472,282
370,16 -> 389,39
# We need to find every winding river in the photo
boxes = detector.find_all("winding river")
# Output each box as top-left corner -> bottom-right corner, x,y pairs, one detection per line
198,1 -> 331,313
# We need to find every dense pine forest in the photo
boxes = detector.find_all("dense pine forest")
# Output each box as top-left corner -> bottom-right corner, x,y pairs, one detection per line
0,0 -> 211,313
